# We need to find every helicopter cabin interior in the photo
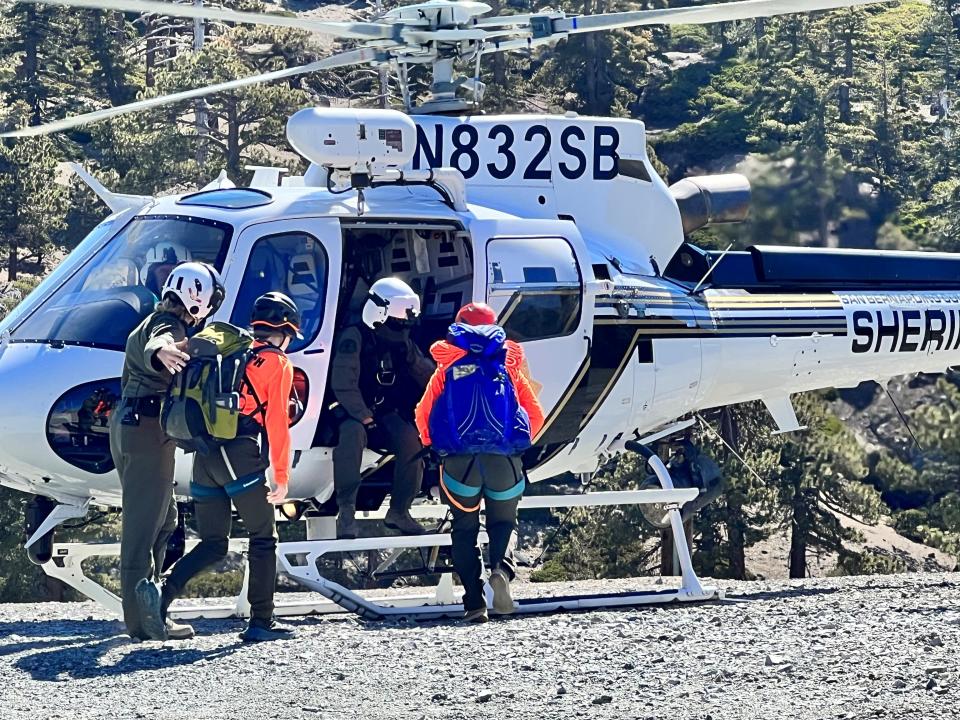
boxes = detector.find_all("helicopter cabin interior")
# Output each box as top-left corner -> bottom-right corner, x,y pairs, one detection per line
336,221 -> 473,346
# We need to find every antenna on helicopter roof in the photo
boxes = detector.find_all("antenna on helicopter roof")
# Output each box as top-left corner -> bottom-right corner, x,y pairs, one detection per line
690,243 -> 733,295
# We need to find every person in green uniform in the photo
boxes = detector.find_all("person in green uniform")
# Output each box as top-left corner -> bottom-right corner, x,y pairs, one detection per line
109,261 -> 224,641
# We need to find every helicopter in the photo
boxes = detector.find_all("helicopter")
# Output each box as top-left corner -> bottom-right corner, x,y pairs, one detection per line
2,0 -> 957,619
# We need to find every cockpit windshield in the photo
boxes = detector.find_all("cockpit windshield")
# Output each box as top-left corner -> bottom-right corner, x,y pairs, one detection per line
9,215 -> 231,349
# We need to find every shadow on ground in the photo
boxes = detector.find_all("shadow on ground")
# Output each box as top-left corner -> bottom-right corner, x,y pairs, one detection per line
4,618 -> 312,681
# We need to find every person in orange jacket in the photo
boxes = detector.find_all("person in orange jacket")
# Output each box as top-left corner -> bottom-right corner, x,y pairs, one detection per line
415,302 -> 544,622
137,292 -> 300,642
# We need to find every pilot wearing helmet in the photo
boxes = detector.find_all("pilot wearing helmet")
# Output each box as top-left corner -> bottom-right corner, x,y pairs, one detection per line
330,277 -> 435,539
141,242 -> 193,298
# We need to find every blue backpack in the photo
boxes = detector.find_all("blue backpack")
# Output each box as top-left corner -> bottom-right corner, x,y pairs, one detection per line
428,324 -> 533,456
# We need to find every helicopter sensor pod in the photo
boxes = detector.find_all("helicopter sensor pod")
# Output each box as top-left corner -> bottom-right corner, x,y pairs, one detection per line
286,107 -> 417,175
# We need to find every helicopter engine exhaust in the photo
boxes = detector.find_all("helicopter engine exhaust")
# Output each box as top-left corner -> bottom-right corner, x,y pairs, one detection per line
669,174 -> 751,236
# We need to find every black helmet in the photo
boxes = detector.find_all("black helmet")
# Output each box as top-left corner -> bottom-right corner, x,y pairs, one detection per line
251,292 -> 303,340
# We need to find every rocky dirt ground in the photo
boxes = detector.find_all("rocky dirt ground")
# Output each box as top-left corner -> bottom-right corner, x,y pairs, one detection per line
0,573 -> 958,720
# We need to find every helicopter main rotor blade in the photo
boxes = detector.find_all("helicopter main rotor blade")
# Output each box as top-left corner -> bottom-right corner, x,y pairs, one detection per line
554,0 -> 892,35
23,0 -> 394,40
0,47 -> 380,138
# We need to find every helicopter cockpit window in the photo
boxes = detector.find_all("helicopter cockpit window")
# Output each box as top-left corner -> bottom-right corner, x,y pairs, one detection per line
230,231 -> 328,354
9,215 -> 231,350
486,236 -> 582,342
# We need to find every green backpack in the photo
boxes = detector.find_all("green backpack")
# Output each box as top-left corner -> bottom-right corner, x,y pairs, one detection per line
161,321 -> 276,454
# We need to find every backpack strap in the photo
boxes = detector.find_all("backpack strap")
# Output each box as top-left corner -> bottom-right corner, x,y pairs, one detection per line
241,344 -> 284,426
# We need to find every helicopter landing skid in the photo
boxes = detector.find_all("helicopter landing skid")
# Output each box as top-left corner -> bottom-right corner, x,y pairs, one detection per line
37,457 -> 719,621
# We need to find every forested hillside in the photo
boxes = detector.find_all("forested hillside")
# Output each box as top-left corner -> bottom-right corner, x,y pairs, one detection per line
1,0 -> 959,600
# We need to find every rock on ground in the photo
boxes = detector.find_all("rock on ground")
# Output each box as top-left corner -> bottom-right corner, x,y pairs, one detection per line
1,573 -> 959,720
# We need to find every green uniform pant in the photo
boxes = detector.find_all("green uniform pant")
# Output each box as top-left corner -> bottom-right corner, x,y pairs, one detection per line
109,403 -> 178,639
333,412 -> 423,511
441,454 -> 524,612
165,437 -> 278,622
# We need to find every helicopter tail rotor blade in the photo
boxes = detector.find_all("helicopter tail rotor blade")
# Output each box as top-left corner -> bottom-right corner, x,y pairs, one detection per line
555,0 -> 892,35
0,47 -> 379,138
22,0 -> 394,40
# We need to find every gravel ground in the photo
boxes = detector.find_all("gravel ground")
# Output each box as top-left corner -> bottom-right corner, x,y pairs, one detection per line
1,573 -> 958,720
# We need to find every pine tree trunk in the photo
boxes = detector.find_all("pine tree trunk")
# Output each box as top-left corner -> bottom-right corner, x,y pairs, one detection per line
23,5 -> 41,126
659,519 -> 693,576
146,27 -> 157,88
488,0 -> 506,90
726,499 -> 747,580
227,97 -> 240,177
8,244 -> 18,282
789,482 -> 808,579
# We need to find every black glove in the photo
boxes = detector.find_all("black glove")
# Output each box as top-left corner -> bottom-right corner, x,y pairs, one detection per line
418,446 -> 442,473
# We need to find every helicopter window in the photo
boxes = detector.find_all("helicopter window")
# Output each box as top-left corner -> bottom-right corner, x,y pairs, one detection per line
0,210 -> 129,334
178,188 -> 273,209
46,379 -> 122,474
486,236 -> 582,343
230,231 -> 328,353
9,215 -> 231,350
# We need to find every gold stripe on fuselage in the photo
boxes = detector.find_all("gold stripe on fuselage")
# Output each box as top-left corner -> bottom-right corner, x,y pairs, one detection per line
533,353 -> 592,444
705,294 -> 842,308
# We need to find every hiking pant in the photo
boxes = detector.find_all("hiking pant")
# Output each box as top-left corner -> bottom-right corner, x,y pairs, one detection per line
165,436 -> 278,622
440,454 -> 525,612
109,400 -> 178,640
333,412 -> 423,512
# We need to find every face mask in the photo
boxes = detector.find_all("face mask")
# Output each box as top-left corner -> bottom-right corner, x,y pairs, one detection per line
384,317 -> 414,333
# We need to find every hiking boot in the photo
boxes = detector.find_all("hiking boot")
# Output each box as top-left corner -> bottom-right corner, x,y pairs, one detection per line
239,617 -> 295,642
135,579 -> 168,641
337,506 -> 359,539
384,508 -> 426,535
463,606 -> 489,623
165,618 -> 195,640
489,568 -> 515,615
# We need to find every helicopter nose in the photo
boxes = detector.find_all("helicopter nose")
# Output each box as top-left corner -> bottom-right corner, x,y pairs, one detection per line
0,343 -> 123,499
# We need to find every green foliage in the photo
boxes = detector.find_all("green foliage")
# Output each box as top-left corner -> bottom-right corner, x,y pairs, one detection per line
536,395 -> 891,581
528,454 -> 660,581
0,137 -> 69,277
533,0 -> 655,116
0,488 -> 46,602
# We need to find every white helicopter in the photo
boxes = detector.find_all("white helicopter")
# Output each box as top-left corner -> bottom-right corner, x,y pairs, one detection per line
1,0 -> 954,620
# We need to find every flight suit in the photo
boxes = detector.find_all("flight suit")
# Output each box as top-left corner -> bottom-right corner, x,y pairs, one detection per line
109,310 -> 187,639
331,325 -> 434,513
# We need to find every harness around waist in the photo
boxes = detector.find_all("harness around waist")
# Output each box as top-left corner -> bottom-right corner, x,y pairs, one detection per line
439,466 -> 525,513
190,471 -> 266,499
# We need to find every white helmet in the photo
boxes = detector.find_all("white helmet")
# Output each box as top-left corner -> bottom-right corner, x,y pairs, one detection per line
362,277 -> 421,329
140,241 -> 192,284
162,262 -> 225,321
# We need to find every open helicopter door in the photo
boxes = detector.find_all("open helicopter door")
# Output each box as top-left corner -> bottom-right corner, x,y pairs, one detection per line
219,217 -> 342,494
470,219 -> 596,476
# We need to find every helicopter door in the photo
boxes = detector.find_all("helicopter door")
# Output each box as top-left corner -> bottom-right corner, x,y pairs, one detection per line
220,218 -> 342,451
476,225 -> 595,461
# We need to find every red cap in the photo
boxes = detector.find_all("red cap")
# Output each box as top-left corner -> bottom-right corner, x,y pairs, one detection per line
455,302 -> 497,326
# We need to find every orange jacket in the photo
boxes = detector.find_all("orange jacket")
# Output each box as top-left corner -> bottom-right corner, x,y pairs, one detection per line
415,337 -> 545,447
239,342 -> 294,486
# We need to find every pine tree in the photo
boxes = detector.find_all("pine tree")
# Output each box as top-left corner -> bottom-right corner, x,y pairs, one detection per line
770,395 -> 883,578
0,137 -> 68,280
534,0 -> 655,116
0,3 -> 94,129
